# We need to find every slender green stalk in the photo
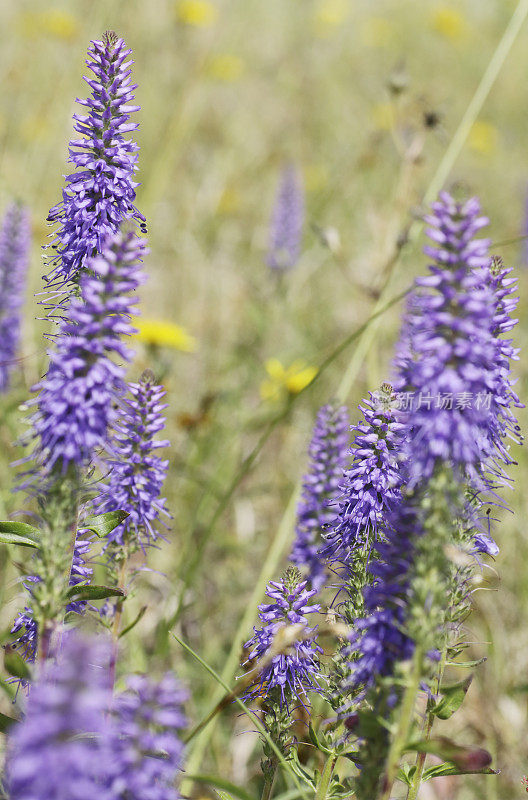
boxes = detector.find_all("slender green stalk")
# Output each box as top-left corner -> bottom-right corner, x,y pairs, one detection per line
180,5 -> 528,785
406,645 -> 448,800
422,0 -> 528,206
337,0 -> 528,402
108,545 -> 129,690
261,758 -> 278,800
34,472 -> 80,662
378,648 -> 424,800
180,289 -> 409,787
315,755 -> 338,800
172,633 -> 311,800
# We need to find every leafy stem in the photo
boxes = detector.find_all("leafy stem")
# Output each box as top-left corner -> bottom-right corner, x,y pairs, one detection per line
378,647 -> 424,800
315,754 -> 339,800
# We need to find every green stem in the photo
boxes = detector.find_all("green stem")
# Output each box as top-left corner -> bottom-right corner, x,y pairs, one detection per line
172,633 -> 310,800
261,759 -> 278,800
378,647 -> 424,800
315,754 -> 339,800
108,546 -> 129,690
406,642 -> 449,799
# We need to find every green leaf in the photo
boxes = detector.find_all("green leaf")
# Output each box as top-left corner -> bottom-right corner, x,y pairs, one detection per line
423,762 -> 499,781
4,646 -> 32,681
308,721 -> 333,755
397,763 -> 416,787
81,511 -> 129,538
119,606 -> 147,638
445,656 -> 486,668
186,775 -> 255,800
0,710 -> 17,733
0,521 -> 40,549
430,674 -> 473,720
404,736 -> 493,773
288,748 -> 316,788
0,678 -> 16,702
66,584 -> 126,601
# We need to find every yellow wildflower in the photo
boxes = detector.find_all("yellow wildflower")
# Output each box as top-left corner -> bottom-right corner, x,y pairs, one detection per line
431,6 -> 467,40
360,17 -> 394,48
21,114 -> 50,143
468,121 -> 498,156
42,10 -> 78,39
260,359 -> 318,402
313,0 -> 348,36
207,54 -> 244,81
17,10 -> 78,40
134,319 -> 197,352
216,185 -> 241,215
303,163 -> 328,193
371,102 -> 394,131
176,0 -> 217,26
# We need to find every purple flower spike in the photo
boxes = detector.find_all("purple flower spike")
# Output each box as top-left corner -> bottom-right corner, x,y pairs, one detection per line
243,568 -> 322,707
480,256 -> 523,470
10,608 -> 38,666
6,633 -> 114,800
46,32 -> 144,295
393,192 -> 499,488
111,673 -> 187,800
28,230 -> 146,482
92,371 -> 169,549
323,385 -> 404,564
343,499 -> 417,694
0,203 -> 30,392
267,163 -> 304,271
7,632 -> 188,800
290,403 -> 349,589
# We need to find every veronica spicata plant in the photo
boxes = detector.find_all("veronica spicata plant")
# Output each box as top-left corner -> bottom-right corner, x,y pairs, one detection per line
267,163 -> 304,272
45,32 -> 145,303
93,371 -> 169,553
242,567 -> 322,797
0,203 -> 30,392
6,633 -> 188,800
14,230 -> 146,661
91,370 -> 169,651
290,402 -> 349,590
335,193 -> 521,800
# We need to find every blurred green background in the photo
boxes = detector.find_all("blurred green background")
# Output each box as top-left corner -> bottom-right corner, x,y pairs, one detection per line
1,0 -> 528,797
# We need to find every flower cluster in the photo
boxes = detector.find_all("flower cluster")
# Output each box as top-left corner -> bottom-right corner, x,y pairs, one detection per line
111,673 -> 187,800
267,164 -> 304,272
393,193 -> 498,488
6,634 -> 187,800
290,403 -> 349,589
243,568 -> 322,707
337,194 -> 523,716
343,498 -> 417,695
0,203 -> 30,392
46,32 -> 144,294
323,384 -> 404,564
480,256 -> 523,472
6,634 -> 113,799
28,230 -> 146,481
92,372 -> 169,549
